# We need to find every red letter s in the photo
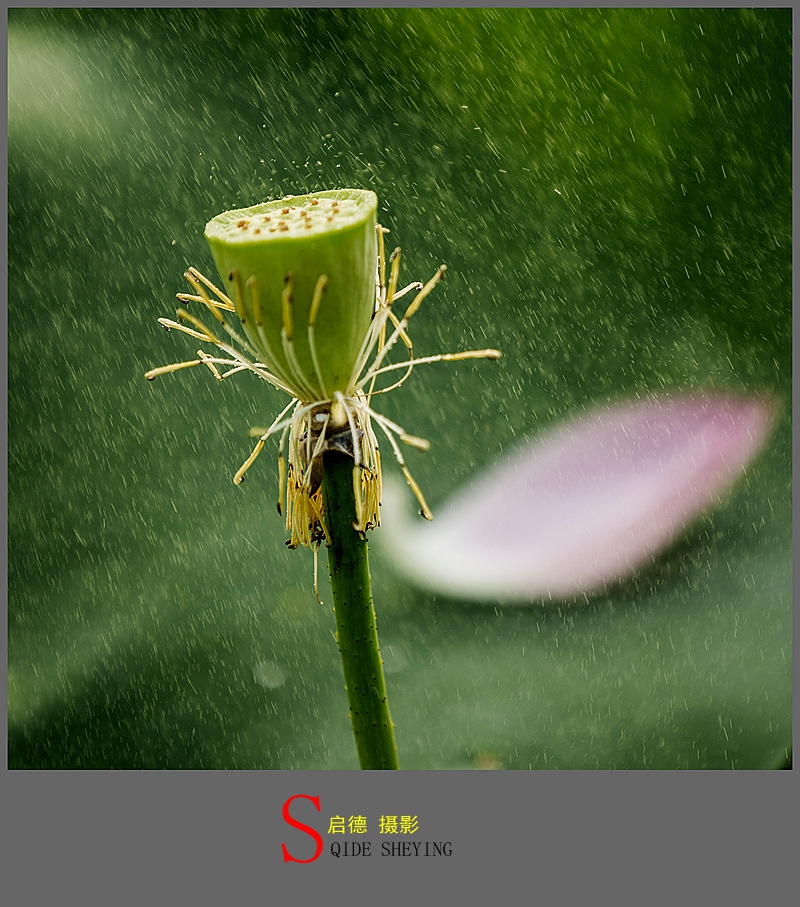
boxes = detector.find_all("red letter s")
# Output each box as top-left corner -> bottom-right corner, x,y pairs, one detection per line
281,794 -> 323,864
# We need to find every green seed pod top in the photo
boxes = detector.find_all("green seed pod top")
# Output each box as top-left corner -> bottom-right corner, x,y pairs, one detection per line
205,188 -> 378,400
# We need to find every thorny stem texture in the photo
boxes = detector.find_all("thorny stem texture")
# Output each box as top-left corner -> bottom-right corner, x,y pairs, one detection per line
322,450 -> 399,770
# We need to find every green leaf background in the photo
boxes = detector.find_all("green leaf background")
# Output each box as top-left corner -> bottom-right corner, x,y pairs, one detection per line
8,8 -> 791,769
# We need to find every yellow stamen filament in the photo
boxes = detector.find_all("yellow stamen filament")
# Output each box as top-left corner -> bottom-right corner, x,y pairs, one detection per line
197,349 -> 223,380
377,225 -> 389,294
246,275 -> 294,389
176,307 -> 221,343
234,438 -> 265,485
144,359 -> 204,380
387,247 -> 402,313
177,292 -> 226,323
404,265 -> 447,320
370,412 -> 433,521
186,268 -> 236,312
307,274 -> 330,399
157,318 -> 216,343
365,348 -> 502,383
280,272 -> 318,400
281,273 -> 294,342
234,398 -> 296,486
229,269 -> 248,324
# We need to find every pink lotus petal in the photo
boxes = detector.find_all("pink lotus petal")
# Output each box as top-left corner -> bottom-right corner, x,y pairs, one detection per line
380,392 -> 776,602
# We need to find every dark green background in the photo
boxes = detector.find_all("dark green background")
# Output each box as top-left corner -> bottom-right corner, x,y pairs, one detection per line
8,8 -> 791,769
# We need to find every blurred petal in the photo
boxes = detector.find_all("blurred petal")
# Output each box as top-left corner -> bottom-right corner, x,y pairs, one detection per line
379,392 -> 776,602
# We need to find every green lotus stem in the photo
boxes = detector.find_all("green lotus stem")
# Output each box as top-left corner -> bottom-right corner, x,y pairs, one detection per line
322,450 -> 399,770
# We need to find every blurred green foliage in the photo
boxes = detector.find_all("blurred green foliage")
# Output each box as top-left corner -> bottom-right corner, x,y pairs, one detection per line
8,8 -> 790,768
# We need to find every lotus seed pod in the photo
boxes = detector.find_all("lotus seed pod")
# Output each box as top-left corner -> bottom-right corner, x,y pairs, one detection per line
204,188 -> 378,399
